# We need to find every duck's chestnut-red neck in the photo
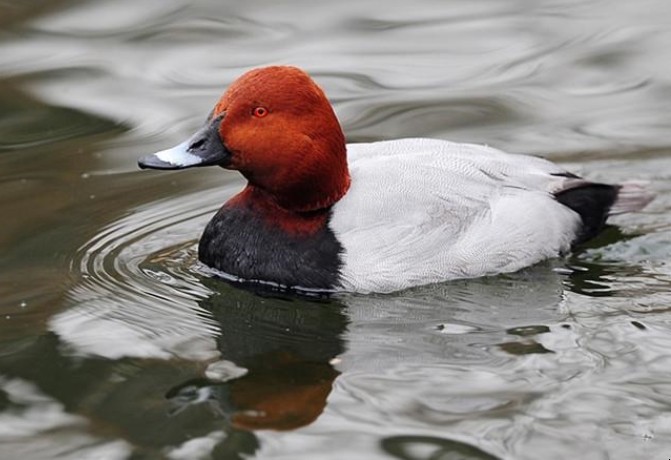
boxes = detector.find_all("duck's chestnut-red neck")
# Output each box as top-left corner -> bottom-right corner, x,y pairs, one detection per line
241,149 -> 351,214
226,185 -> 333,236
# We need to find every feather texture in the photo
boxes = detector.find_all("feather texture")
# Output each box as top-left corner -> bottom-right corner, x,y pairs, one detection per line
330,139 -> 582,293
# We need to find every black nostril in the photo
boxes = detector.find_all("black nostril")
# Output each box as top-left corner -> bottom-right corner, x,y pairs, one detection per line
189,138 -> 206,151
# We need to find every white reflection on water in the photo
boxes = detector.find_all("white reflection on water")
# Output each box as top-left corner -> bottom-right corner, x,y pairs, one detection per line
0,378 -> 132,460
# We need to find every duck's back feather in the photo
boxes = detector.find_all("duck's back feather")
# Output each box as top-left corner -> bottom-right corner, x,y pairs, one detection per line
330,139 -> 584,293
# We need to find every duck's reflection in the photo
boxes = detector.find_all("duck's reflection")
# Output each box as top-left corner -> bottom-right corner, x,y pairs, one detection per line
0,259 -> 624,458
0,280 -> 348,458
167,280 -> 347,431
564,225 -> 640,297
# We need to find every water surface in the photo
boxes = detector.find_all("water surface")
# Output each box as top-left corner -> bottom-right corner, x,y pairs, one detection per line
1,0 -> 671,459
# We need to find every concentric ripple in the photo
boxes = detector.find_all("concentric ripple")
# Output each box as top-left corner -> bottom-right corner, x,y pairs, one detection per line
51,184 -> 240,361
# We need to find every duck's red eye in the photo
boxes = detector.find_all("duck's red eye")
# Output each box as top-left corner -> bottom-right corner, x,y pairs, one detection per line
253,106 -> 268,118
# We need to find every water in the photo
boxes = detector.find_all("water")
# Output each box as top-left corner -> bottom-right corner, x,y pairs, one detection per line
1,0 -> 671,458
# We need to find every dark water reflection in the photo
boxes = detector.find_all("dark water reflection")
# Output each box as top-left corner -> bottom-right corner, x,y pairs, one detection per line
1,0 -> 671,459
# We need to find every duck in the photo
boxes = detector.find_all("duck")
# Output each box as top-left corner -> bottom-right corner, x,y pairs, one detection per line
138,65 -> 654,294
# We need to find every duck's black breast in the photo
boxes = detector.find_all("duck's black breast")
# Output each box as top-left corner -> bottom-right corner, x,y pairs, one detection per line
198,205 -> 344,290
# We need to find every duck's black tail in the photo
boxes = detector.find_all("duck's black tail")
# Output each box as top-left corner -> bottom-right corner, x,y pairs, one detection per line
554,181 -> 654,246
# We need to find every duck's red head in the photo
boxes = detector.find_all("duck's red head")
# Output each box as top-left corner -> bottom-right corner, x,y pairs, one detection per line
139,66 -> 350,212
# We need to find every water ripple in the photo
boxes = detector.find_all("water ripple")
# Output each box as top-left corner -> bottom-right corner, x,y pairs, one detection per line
51,186 -> 240,360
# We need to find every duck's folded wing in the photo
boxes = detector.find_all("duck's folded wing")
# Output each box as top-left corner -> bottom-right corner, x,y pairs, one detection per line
330,139 -> 581,293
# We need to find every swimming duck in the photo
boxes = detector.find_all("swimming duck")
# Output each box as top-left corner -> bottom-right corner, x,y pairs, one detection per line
138,66 -> 654,293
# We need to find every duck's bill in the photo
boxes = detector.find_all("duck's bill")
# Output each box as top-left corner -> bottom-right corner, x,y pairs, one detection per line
138,140 -> 203,170
138,115 -> 230,170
